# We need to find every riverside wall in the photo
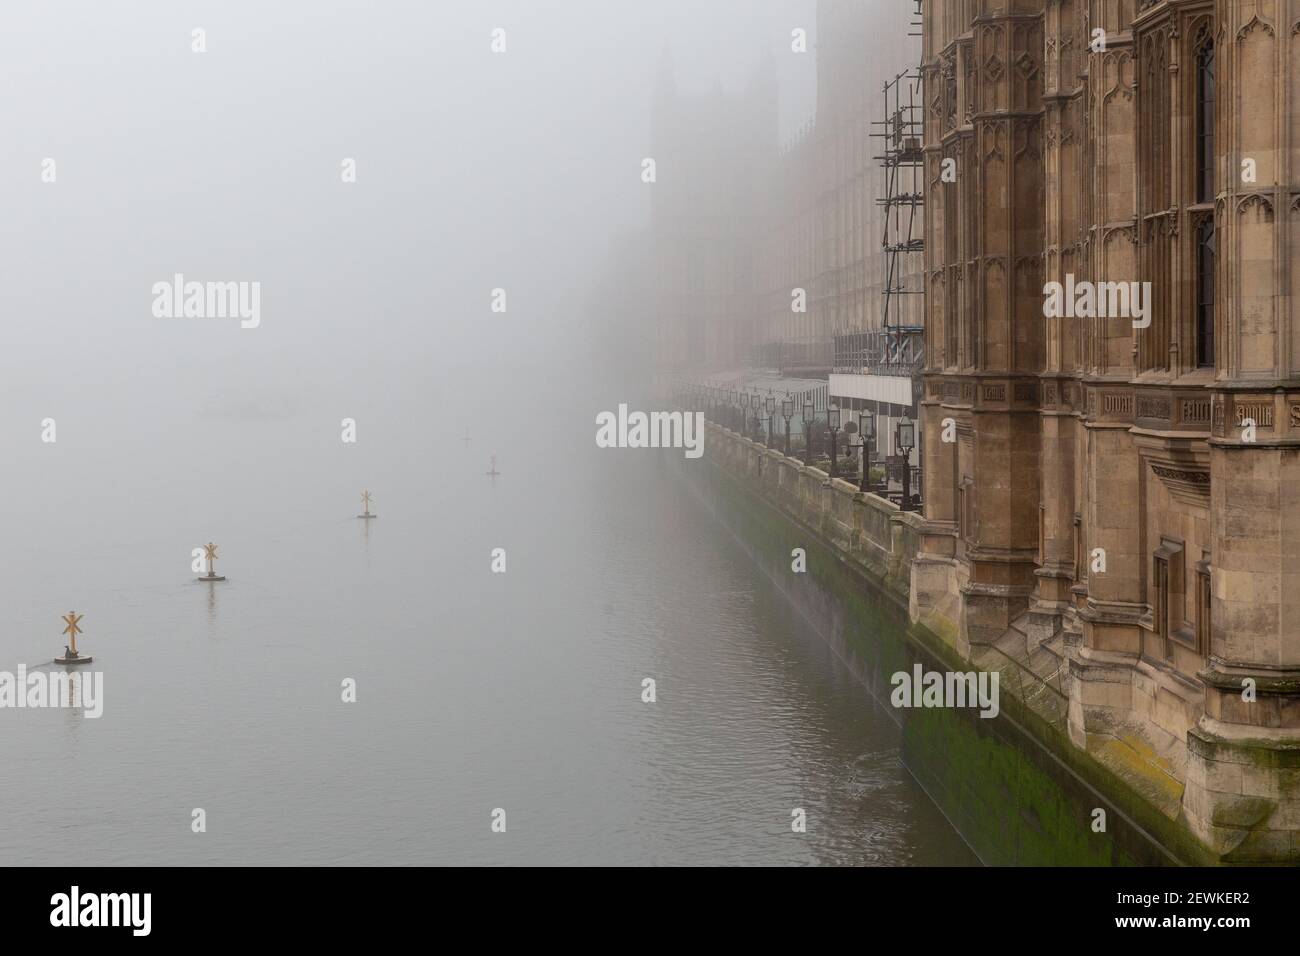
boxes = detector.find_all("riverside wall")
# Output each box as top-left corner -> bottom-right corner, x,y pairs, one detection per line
686,422 -> 1232,865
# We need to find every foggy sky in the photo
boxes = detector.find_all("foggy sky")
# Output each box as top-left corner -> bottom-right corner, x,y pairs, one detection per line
1,0 -> 914,433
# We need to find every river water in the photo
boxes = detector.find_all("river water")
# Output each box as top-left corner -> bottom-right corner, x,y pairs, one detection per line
0,363 -> 977,866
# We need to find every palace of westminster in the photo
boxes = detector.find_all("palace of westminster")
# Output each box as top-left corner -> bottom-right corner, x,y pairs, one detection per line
651,0 -> 1300,861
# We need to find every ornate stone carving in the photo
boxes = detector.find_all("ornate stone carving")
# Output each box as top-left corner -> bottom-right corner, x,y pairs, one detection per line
1237,193 -> 1275,221
1136,396 -> 1172,421
1103,392 -> 1134,419
1235,401 -> 1274,428
1211,394 -> 1226,437
1014,50 -> 1039,82
1151,464 -> 1210,485
1181,399 -> 1211,425
1236,15 -> 1276,40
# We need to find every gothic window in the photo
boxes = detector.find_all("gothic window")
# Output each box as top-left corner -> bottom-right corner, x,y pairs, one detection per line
1154,538 -> 1186,660
1153,553 -> 1170,657
1195,34 -> 1215,204
1135,26 -> 1172,373
958,476 -> 975,543
944,268 -> 958,367
1074,512 -> 1084,584
1196,215 -> 1216,368
1195,557 -> 1212,656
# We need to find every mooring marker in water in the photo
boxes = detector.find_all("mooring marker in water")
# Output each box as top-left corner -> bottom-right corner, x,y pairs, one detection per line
197,541 -> 226,581
54,611 -> 93,665
357,489 -> 377,519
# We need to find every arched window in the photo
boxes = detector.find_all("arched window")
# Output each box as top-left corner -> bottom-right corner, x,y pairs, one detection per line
1195,33 -> 1215,203
1196,215 -> 1216,368
1193,30 -> 1216,368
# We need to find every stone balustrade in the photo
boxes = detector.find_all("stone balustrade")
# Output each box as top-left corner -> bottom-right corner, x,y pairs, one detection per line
704,422 -> 922,608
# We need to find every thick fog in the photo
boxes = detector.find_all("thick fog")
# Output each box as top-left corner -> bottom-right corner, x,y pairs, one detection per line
0,1 -> 947,868
0,0 -> 922,419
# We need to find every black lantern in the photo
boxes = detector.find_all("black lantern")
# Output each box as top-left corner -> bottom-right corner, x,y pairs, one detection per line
781,395 -> 794,456
827,403 -> 842,477
858,408 -> 876,493
801,398 -> 815,464
897,415 -> 915,454
896,415 -> 916,511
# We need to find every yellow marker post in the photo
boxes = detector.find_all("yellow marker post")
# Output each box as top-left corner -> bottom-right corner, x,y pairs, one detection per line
55,612 -> 93,665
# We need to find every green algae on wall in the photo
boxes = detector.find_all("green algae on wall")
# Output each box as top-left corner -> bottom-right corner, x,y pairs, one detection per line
685,453 -> 1179,866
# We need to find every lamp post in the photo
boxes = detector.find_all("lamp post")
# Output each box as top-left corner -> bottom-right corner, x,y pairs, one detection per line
827,404 -> 842,478
750,393 -> 762,441
858,408 -> 876,493
729,389 -> 739,431
765,395 -> 776,449
801,398 -> 815,465
781,395 -> 794,457
897,414 -> 916,511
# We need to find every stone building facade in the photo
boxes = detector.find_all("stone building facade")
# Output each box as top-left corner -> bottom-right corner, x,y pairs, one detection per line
755,0 -> 905,377
914,0 -> 1300,861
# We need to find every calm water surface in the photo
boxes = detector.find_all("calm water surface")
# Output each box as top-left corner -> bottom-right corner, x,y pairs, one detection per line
0,369 -> 977,866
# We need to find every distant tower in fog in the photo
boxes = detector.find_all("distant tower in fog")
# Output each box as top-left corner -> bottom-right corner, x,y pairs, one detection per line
650,44 -> 778,375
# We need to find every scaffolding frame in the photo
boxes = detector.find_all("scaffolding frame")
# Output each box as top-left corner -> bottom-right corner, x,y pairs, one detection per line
871,0 -> 925,350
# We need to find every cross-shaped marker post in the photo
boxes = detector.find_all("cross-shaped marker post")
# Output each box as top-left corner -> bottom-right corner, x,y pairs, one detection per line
358,490 -> 377,519
62,612 -> 83,656
56,612 -> 92,664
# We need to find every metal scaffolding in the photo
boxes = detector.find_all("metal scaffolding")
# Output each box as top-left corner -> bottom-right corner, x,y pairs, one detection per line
871,0 -> 925,349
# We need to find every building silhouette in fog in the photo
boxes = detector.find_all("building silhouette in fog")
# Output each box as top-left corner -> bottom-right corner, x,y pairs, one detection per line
651,1 -> 921,381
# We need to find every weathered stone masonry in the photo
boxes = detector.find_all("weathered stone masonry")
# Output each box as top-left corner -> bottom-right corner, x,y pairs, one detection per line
915,0 -> 1300,863
704,416 -> 1297,863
